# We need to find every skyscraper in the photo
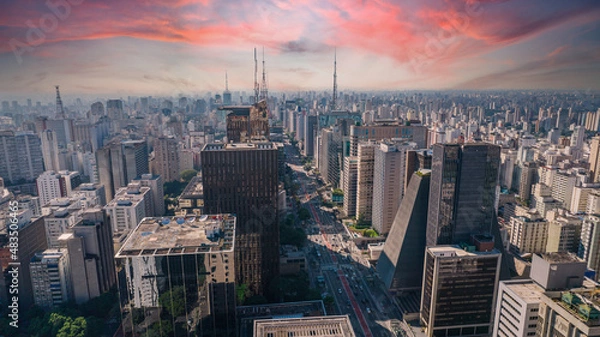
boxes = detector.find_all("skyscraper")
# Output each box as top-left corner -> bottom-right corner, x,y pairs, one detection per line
0,131 -> 44,184
426,143 -> 501,246
40,129 -> 61,172
153,136 -> 180,182
201,142 -> 279,300
96,139 -> 149,202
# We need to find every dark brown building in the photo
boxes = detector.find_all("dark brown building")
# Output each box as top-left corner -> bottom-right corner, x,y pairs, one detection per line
224,100 -> 270,143
201,142 -> 279,301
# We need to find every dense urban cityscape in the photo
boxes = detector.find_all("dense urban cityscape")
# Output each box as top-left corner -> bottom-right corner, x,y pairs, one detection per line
1,0 -> 600,337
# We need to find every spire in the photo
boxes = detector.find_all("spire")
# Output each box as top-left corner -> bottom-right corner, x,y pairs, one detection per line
330,48 -> 337,112
55,85 -> 65,118
260,46 -> 268,102
254,48 -> 259,104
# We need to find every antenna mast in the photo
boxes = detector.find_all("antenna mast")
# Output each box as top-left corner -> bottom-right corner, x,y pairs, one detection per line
330,48 -> 337,111
55,85 -> 65,118
260,47 -> 268,102
254,48 -> 259,104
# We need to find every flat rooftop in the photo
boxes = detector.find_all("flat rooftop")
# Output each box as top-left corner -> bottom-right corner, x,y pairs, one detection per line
237,300 -> 326,337
540,252 -> 584,264
115,214 -> 235,257
503,280 -> 545,304
203,142 -> 275,151
253,316 -> 356,337
181,175 -> 203,198
428,245 -> 500,257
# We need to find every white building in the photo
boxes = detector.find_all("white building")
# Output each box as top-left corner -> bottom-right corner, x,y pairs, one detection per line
492,279 -> 544,337
104,183 -> 150,233
509,214 -> 548,254
132,174 -> 164,216
579,215 -> 600,281
30,249 -> 70,308
36,170 -> 81,206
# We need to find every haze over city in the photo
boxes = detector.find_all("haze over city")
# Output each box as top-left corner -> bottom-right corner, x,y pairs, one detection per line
1,0 -> 600,98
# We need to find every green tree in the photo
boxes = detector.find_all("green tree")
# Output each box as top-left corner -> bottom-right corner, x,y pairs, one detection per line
323,295 -> 335,307
236,284 -> 250,305
364,229 -> 378,237
57,317 -> 87,337
159,286 -> 186,318
180,169 -> 198,183
298,208 -> 311,221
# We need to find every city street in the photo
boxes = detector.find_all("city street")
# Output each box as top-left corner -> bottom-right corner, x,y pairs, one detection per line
284,142 -> 404,337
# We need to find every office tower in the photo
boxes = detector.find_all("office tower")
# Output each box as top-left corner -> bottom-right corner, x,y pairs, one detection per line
492,279 -> 545,337
116,215 -> 236,337
81,151 -> 99,184
253,316 -> 356,337
224,100 -> 270,143
0,131 -> 44,184
342,157 -> 358,218
349,124 -> 428,156
356,142 -> 376,222
404,149 -> 432,192
30,249 -> 70,308
97,139 -> 149,202
36,170 -> 81,206
153,136 -> 180,182
40,129 -> 61,171
509,213 -> 548,254
499,149 -> 518,189
551,172 -> 577,209
372,141 -> 417,235
427,143 -> 501,246
104,183 -> 150,233
295,111 -> 305,143
420,244 -> 501,337
378,169 -> 430,291
72,183 -> 107,207
319,128 -> 341,187
518,162 -> 537,203
571,125 -> 585,150
133,174 -> 165,216
89,101 -> 105,123
545,216 -> 581,253
303,115 -> 318,157
106,99 -> 124,120
201,143 -> 278,300
590,137 -> 600,182
579,215 -> 600,280
58,208 -> 115,304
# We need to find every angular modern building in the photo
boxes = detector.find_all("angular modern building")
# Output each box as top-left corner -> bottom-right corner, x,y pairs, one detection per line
116,215 -> 236,337
420,244 -> 502,337
378,169 -> 430,292
201,143 -> 279,300
426,143 -> 501,246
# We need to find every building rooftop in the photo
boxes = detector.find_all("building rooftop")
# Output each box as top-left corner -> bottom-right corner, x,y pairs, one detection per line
253,316 -> 355,337
428,245 -> 500,257
237,300 -> 326,337
203,142 -> 275,151
503,280 -> 545,304
115,214 -> 235,257
540,252 -> 584,264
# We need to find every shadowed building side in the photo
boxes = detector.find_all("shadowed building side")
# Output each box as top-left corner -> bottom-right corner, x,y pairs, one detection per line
378,170 -> 430,292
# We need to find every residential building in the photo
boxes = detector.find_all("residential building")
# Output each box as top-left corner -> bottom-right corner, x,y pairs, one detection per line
103,183 -> 150,233
509,214 -> 548,254
342,156 -> 358,218
132,173 -> 165,216
30,249 -> 70,308
0,131 -> 44,184
492,279 -> 544,337
153,136 -> 180,182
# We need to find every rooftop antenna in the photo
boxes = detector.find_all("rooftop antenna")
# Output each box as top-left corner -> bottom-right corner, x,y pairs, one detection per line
260,47 -> 268,102
330,48 -> 337,112
55,85 -> 65,118
254,48 -> 259,104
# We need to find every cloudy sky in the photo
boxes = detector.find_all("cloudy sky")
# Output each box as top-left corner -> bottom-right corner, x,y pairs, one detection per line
1,0 -> 599,97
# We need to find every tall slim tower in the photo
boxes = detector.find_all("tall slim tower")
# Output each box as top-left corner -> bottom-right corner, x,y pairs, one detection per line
223,72 -> 232,105
253,48 -> 260,103
55,85 -> 65,119
330,49 -> 337,111
260,47 -> 269,100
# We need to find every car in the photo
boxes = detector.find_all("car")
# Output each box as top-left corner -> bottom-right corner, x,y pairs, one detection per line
366,307 -> 371,314
338,288 -> 342,294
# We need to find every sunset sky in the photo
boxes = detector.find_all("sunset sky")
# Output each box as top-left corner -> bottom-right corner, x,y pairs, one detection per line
1,0 -> 599,98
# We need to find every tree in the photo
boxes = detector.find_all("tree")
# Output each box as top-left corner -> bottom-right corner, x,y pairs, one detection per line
56,317 -> 87,337
298,208 -> 311,221
364,229 -> 378,237
323,295 -> 335,307
159,286 -> 186,318
236,284 -> 250,305
180,169 -> 198,183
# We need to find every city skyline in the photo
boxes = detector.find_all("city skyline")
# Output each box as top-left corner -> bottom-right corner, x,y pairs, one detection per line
0,0 -> 599,97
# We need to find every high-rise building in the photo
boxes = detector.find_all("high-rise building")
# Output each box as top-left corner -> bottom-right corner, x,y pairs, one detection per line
590,136 -> 600,183
371,141 -> 417,235
349,124 -> 428,156
104,183 -> 151,234
378,169 -> 430,292
579,215 -> 600,281
342,156 -> 358,218
356,142 -> 376,222
106,99 -> 124,120
116,215 -> 236,337
40,129 -> 61,172
97,139 -> 149,202
319,128 -> 341,188
36,170 -> 81,206
427,143 -> 501,246
509,214 -> 548,254
420,244 -> 501,337
0,131 -> 44,184
30,249 -> 70,308
153,136 -> 180,182
224,100 -> 270,143
545,216 -> 581,254
133,174 -> 165,216
303,115 -> 318,157
58,207 -> 115,304
492,279 -> 545,337
201,143 -> 279,300
518,162 -> 537,203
